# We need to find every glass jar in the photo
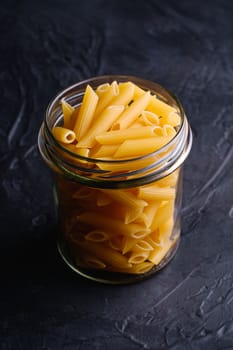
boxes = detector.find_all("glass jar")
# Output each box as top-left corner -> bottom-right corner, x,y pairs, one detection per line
38,75 -> 192,284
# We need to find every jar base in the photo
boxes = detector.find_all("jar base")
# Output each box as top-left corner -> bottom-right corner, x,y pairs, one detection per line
57,236 -> 180,285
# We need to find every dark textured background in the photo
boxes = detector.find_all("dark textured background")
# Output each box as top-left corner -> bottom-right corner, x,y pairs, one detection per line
1,0 -> 233,349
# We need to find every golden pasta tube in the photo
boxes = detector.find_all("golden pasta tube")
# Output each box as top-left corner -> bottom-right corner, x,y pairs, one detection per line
147,95 -> 177,118
132,84 -> 147,99
76,241 -> 132,269
113,136 -> 172,158
140,111 -> 160,126
137,185 -> 175,201
95,81 -> 119,116
108,235 -> 124,251
85,230 -> 110,242
109,261 -> 154,274
96,125 -> 159,145
99,189 -> 147,210
83,255 -> 106,269
128,251 -> 149,264
122,237 -> 138,254
52,127 -> 76,144
139,201 -> 160,228
159,112 -> 181,127
76,105 -> 124,148
96,83 -> 110,96
90,144 -> 119,158
132,240 -> 154,252
73,85 -> 99,140
77,211 -> 150,237
148,237 -> 176,265
150,200 -> 174,231
61,99 -> 75,128
112,91 -> 150,130
162,124 -> 177,137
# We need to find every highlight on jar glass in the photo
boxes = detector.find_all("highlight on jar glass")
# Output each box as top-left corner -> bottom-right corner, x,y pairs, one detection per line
38,75 -> 192,284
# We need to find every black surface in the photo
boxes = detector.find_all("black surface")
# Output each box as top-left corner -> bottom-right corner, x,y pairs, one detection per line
1,1 -> 233,349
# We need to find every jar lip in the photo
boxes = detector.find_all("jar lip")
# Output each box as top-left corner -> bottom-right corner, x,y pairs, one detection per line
45,75 -> 185,165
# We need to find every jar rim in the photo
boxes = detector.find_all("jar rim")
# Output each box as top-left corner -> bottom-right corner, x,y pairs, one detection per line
45,75 -> 185,164
39,75 -> 192,188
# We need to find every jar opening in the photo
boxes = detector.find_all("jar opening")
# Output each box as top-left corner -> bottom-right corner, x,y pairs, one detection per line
38,75 -> 192,188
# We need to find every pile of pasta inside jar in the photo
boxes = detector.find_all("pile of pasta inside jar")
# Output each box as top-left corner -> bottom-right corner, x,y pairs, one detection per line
52,80 -> 183,278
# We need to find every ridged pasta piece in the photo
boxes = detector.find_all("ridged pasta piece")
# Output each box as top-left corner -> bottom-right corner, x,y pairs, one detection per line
85,230 -> 110,242
52,127 -> 76,144
137,185 -> 175,201
140,110 -> 159,125
128,251 -> 149,264
61,99 -> 75,128
75,241 -> 132,269
73,85 -> 99,140
148,236 -> 177,265
147,95 -> 177,118
96,83 -> 110,95
108,235 -> 124,251
90,144 -> 119,158
137,201 -> 160,228
109,261 -> 154,274
159,112 -> 181,127
132,240 -> 154,252
96,125 -> 159,145
95,81 -> 119,115
150,200 -> 174,231
112,91 -> 150,130
113,136 -> 173,158
77,105 -> 124,148
77,211 -> 150,237
99,189 -> 147,210
83,255 -> 106,269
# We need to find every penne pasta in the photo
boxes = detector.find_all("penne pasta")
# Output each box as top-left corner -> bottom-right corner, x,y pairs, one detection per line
73,85 -> 99,140
75,241 -> 132,269
132,240 -> 154,252
138,201 -> 161,228
140,110 -> 160,126
77,211 -> 150,237
96,83 -> 110,95
99,189 -> 147,210
112,91 -> 150,130
85,230 -> 110,242
95,81 -> 119,116
52,126 -> 76,144
148,236 -> 177,265
90,144 -> 119,158
147,95 -> 177,118
61,99 -> 75,128
137,185 -> 175,201
128,251 -> 149,264
76,105 -> 124,148
159,112 -> 181,127
83,255 -> 106,269
96,125 -> 159,145
113,136 -> 172,158
150,200 -> 174,231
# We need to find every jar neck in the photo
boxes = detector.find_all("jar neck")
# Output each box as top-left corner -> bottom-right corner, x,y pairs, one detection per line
38,76 -> 192,189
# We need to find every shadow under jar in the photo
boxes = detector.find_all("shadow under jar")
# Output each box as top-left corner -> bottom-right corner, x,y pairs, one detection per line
38,75 -> 192,284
